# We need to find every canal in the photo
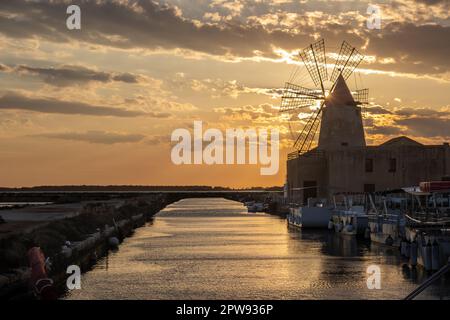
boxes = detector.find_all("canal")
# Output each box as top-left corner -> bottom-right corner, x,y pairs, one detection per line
66,198 -> 449,299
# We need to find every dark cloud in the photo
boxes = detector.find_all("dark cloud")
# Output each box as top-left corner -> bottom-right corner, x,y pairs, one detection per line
34,130 -> 146,144
413,0 -> 448,5
395,117 -> 450,138
366,23 -> 450,74
0,1 -> 448,75
144,135 -> 170,146
0,0 -> 314,59
0,92 -> 148,117
364,105 -> 450,139
394,107 -> 448,117
10,65 -> 140,86
366,125 -> 404,136
111,73 -> 140,83
363,105 -> 393,115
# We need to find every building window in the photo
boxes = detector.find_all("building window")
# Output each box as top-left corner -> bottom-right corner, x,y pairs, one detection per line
365,158 -> 373,172
389,158 -> 397,172
364,184 -> 375,193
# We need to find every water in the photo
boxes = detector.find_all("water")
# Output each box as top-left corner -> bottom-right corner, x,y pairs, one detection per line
0,202 -> 53,208
66,198 -> 449,300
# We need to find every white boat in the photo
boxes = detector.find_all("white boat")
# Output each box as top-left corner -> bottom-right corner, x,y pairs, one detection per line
368,193 -> 406,247
287,198 -> 332,228
331,194 -> 369,237
402,181 -> 450,271
245,201 -> 266,213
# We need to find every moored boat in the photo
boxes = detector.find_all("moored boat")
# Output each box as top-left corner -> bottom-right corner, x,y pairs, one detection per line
287,198 -> 332,228
402,181 -> 450,271
331,194 -> 369,237
368,192 -> 406,247
244,201 -> 267,213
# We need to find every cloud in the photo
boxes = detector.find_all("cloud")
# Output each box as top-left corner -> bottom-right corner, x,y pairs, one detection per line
0,0 -> 314,59
0,0 -> 449,77
395,117 -> 450,138
168,73 -> 282,99
4,64 -> 141,86
363,105 -> 393,115
394,107 -> 448,117
33,130 -> 146,144
0,92 -> 150,117
363,105 -> 450,141
144,135 -> 170,146
413,0 -> 448,5
0,0 -> 450,82
366,22 -> 450,75
366,125 -> 404,136
214,103 -> 280,123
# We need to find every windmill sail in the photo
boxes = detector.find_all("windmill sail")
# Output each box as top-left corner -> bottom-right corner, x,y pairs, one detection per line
299,39 -> 327,93
280,39 -> 367,157
354,88 -> 369,105
293,107 -> 323,152
280,82 -> 323,112
330,41 -> 364,84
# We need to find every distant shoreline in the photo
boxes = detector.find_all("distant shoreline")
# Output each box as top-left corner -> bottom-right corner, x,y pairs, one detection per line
0,185 -> 283,192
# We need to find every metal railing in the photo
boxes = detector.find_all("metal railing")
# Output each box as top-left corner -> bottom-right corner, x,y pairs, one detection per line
404,258 -> 450,300
287,151 -> 299,160
287,149 -> 325,160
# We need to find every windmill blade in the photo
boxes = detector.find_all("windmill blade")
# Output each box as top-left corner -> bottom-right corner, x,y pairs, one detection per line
293,111 -> 316,150
293,101 -> 324,153
286,109 -> 308,142
299,39 -> 328,93
330,41 -> 364,84
280,82 -> 322,113
354,88 -> 369,105
287,119 -> 297,141
283,82 -> 323,99
281,96 -> 315,113
306,115 -> 321,152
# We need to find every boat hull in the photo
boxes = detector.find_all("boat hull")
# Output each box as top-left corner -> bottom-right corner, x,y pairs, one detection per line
370,232 -> 401,247
332,214 -> 368,237
287,207 -> 332,228
368,221 -> 403,247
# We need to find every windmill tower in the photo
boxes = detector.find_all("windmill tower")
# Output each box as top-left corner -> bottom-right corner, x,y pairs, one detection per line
280,39 -> 369,156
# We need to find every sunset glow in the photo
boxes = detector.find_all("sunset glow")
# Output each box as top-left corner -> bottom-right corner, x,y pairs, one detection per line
0,0 -> 449,188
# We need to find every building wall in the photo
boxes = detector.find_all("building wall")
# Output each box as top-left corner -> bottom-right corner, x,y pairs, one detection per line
445,143 -> 450,175
327,145 -> 449,197
287,152 -> 327,204
287,143 -> 450,203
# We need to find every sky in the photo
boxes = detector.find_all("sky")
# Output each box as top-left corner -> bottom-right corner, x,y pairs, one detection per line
0,0 -> 449,188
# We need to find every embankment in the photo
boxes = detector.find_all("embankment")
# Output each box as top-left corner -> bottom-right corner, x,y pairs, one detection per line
0,194 -> 173,300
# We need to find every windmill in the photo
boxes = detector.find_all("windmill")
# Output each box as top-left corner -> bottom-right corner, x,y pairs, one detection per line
280,39 -> 369,157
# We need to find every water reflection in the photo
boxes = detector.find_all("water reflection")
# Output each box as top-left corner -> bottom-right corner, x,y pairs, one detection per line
65,198 -> 449,300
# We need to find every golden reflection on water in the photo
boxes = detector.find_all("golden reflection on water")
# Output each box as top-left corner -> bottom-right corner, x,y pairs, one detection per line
66,198 -> 449,300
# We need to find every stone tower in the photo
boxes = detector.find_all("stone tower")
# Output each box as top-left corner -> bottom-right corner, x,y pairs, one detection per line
317,74 -> 366,150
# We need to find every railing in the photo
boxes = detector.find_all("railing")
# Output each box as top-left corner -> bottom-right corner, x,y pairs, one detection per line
404,258 -> 450,300
368,213 -> 403,224
287,149 -> 325,160
287,151 -> 299,160
405,214 -> 450,229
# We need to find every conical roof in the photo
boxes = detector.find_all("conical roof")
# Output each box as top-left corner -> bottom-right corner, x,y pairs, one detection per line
326,74 -> 355,106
